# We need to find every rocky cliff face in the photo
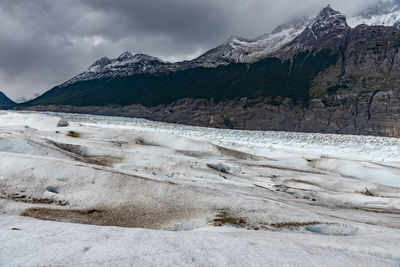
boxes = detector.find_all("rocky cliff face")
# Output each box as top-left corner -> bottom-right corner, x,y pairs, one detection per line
25,90 -> 400,137
280,6 -> 400,98
342,25 -> 400,92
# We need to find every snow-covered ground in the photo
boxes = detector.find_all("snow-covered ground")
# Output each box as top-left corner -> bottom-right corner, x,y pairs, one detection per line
0,111 -> 399,266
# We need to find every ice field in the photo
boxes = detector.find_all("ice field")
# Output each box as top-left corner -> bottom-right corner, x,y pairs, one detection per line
0,111 -> 399,266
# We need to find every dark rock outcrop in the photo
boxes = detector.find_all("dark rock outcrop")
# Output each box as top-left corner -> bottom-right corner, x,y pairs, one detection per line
0,91 -> 16,108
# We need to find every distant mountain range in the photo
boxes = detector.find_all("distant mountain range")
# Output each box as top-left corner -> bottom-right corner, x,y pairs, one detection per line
12,2 -> 400,137
21,4 -> 400,105
31,1 -> 400,88
40,1 -> 400,82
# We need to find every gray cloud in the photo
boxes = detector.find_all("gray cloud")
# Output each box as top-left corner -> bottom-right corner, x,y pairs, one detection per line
0,0 -> 384,101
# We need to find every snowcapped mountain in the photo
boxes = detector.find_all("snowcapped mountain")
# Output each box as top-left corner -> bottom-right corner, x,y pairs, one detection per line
87,52 -> 168,73
57,3 -> 400,87
59,3 -> 400,87
58,15 -> 315,86
60,17 -> 312,86
62,52 -> 169,87
186,17 -> 311,67
275,6 -> 350,59
348,0 -> 400,28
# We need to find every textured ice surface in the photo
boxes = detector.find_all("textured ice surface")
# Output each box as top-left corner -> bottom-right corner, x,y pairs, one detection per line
0,111 -> 399,266
305,224 -> 359,236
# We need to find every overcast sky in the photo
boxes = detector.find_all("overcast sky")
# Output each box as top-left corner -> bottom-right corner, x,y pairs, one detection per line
0,0 -> 382,101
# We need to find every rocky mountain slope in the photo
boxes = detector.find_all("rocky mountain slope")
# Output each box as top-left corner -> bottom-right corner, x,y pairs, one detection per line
18,4 -> 400,137
0,91 -> 16,108
45,3 -> 400,87
63,52 -> 169,87
59,17 -> 313,86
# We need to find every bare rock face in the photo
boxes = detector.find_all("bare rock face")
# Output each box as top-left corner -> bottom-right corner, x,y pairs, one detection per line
342,25 -> 400,92
276,7 -> 400,99
277,6 -> 351,58
25,90 -> 400,137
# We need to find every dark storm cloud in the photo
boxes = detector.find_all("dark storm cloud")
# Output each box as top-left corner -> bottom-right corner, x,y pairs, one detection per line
0,0 -> 384,101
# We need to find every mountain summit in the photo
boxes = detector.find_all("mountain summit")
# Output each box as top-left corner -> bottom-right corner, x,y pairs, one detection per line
275,5 -> 350,58
63,52 -> 168,87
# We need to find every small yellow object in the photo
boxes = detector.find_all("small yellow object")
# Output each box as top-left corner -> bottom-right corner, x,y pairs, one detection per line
214,221 -> 222,227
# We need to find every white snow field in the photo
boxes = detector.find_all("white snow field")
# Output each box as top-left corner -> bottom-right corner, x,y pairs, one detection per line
0,111 -> 399,266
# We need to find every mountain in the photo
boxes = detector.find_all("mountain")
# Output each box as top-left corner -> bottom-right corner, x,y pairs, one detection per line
37,2 -> 400,90
30,3 -> 400,91
62,52 -> 169,87
275,6 -> 351,58
26,6 -> 398,105
348,0 -> 400,28
21,5 -> 400,137
57,17 -> 313,87
0,91 -> 16,108
186,17 -> 312,67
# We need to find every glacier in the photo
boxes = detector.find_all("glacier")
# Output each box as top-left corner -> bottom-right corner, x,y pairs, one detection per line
0,111 -> 399,266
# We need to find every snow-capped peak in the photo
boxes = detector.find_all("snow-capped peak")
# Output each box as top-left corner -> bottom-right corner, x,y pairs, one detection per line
311,5 -> 349,33
348,0 -> 400,28
272,6 -> 351,58
189,6 -> 350,67
62,52 -> 169,87
87,52 -> 166,72
117,51 -> 134,61
189,16 -> 311,67
114,52 -> 166,65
